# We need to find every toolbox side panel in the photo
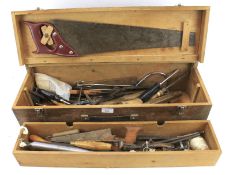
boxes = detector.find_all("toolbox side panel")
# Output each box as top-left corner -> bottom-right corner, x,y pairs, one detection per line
14,151 -> 220,168
13,121 -> 221,168
13,105 -> 211,125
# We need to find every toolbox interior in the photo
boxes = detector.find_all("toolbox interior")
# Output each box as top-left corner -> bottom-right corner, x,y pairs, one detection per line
14,63 -> 210,107
15,121 -> 219,151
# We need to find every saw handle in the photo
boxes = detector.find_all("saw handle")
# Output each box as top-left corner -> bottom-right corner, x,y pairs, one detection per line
24,21 -> 78,57
125,127 -> 142,144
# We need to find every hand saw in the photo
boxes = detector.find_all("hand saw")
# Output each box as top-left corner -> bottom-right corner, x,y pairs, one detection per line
25,20 -> 195,57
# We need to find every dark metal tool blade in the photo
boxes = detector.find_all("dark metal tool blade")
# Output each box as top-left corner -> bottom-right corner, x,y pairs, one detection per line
52,20 -> 195,55
50,128 -> 115,143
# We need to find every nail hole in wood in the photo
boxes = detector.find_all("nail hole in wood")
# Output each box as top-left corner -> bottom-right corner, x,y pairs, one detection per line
157,120 -> 165,126
66,122 -> 73,127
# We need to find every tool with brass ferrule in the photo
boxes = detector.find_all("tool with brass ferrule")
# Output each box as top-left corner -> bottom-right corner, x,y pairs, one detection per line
146,91 -> 183,104
152,72 -> 188,99
121,69 -> 180,104
93,72 -> 168,104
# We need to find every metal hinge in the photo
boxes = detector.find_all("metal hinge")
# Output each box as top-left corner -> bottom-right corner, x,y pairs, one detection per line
130,114 -> 139,120
36,7 -> 43,10
193,61 -> 199,68
34,108 -> 45,118
80,114 -> 89,121
177,106 -> 187,116
25,66 -> 35,76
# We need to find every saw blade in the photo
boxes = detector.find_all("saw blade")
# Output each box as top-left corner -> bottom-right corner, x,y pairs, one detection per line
51,20 -> 195,55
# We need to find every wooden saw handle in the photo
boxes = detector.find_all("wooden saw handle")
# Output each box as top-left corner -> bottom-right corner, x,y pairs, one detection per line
24,21 -> 78,57
125,127 -> 142,144
121,98 -> 143,104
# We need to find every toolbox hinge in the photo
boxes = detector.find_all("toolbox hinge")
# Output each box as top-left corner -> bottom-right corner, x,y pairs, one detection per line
36,7 -> 43,10
193,61 -> 199,68
177,105 -> 187,116
80,114 -> 89,121
25,66 -> 35,75
25,65 -> 30,73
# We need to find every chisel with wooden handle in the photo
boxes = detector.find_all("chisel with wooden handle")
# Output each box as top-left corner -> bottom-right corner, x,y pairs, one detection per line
146,91 -> 183,104
70,141 -> 112,151
52,129 -> 80,137
29,135 -> 49,143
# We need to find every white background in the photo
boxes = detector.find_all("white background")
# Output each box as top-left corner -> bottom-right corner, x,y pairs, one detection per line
0,0 -> 228,174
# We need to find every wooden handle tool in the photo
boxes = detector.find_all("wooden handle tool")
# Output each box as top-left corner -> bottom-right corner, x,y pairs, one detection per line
146,91 -> 183,104
125,127 -> 142,144
70,89 -> 103,95
52,129 -> 80,137
29,135 -> 49,143
101,91 -> 143,105
121,98 -> 143,105
70,141 -> 112,151
121,91 -> 183,104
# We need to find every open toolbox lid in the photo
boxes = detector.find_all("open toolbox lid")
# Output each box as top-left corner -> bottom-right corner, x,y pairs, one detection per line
11,6 -> 210,66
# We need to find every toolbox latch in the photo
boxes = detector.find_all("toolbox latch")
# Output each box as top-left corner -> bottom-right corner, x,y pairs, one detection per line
34,108 -> 45,118
177,106 -> 187,116
36,7 -> 43,10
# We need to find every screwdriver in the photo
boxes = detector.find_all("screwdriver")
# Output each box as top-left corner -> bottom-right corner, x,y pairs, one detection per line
139,69 -> 179,102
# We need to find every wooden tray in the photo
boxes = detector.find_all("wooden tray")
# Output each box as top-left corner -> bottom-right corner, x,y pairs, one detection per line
13,121 -> 221,167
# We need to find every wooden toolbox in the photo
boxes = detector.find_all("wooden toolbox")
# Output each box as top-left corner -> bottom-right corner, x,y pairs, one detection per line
11,6 -> 221,167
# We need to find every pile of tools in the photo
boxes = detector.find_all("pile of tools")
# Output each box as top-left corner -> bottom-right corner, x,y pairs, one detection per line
19,127 -> 209,152
29,69 -> 187,106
